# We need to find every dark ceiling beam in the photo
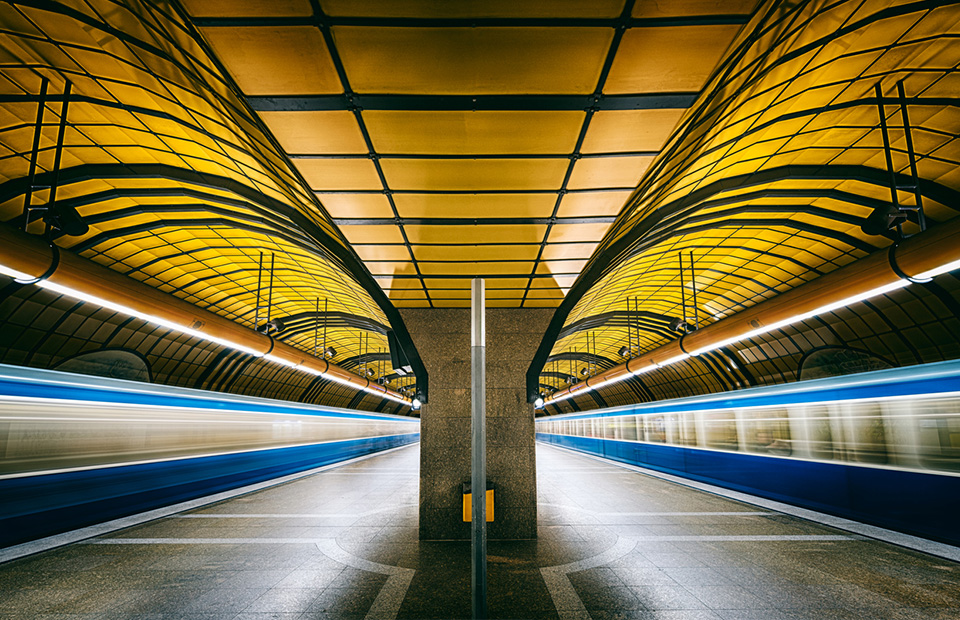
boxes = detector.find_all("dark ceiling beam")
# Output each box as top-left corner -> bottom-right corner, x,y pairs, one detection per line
373,273 -> 580,280
247,93 -> 697,112
333,216 -> 617,226
192,15 -> 751,29
291,151 -> 659,160
314,187 -> 636,195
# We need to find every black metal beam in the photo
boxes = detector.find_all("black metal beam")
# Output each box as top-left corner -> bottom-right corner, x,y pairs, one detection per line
333,216 -> 616,226
191,15 -> 751,29
247,93 -> 698,112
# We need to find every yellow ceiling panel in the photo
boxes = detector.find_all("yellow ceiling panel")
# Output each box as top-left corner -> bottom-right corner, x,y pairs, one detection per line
526,288 -> 565,298
582,109 -> 687,153
532,275 -> 578,288
548,222 -> 613,243
332,27 -> 613,94
393,193 -> 556,218
181,0 -> 312,17
339,225 -> 406,244
567,156 -> 653,189
200,26 -> 341,95
321,0 -> 624,18
486,289 -> 525,299
523,299 -> 562,307
488,300 -> 523,308
378,278 -> 424,289
537,260 -> 587,274
354,245 -> 411,261
486,278 -> 531,289
363,110 -> 584,154
393,299 -> 432,308
557,191 -> 633,217
364,261 -> 419,275
541,243 -> 598,260
412,245 -> 540,261
295,158 -> 383,190
432,299 -> 472,307
381,159 -> 567,190
259,111 -> 367,154
405,224 -> 546,244
318,193 -> 395,218
632,0 -> 757,17
387,288 -> 428,300
426,288 -> 472,299
419,262 -> 534,275
605,26 -> 742,93
418,278 -> 474,289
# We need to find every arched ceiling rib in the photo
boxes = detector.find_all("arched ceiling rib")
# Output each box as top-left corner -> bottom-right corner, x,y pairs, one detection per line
0,0 -> 425,405
530,0 -> 960,409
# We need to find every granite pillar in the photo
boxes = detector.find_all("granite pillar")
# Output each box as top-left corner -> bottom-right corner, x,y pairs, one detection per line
401,308 -> 552,540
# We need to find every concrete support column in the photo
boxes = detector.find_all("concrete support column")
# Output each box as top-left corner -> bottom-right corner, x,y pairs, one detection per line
401,308 -> 552,540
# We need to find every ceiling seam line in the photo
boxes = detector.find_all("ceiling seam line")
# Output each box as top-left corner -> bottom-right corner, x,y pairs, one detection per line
308,0 -> 432,308
520,0 -> 639,307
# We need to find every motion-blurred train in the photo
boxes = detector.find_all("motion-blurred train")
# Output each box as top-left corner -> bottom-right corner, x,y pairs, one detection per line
0,364 -> 419,548
537,359 -> 960,546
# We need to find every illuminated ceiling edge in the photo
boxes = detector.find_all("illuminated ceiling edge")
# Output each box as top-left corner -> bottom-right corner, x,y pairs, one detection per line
524,164 -> 960,402
539,216 -> 960,408
0,162 -> 429,402
0,222 -> 412,407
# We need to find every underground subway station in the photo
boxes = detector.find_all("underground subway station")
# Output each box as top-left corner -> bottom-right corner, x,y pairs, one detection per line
1,1 -> 960,618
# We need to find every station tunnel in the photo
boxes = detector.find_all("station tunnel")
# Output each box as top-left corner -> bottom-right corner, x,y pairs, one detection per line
1,1 -> 960,618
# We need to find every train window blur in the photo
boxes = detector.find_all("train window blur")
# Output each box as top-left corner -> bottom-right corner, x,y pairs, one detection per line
703,411 -> 738,450
743,408 -> 792,456
804,406 -> 834,460
914,398 -> 960,471
849,404 -> 888,464
620,416 -> 638,441
603,419 -> 617,439
677,412 -> 697,446
644,415 -> 667,443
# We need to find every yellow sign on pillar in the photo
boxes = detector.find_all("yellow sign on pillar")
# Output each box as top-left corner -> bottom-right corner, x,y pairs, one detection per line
462,489 -> 494,522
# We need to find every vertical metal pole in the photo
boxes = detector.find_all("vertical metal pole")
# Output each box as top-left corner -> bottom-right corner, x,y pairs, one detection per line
266,253 -> 275,324
897,80 -> 926,232
45,80 -> 71,238
678,253 -> 687,324
876,83 -> 903,236
690,251 -> 699,329
314,299 -> 319,356
470,278 -> 487,620
255,252 -> 264,330
23,77 -> 48,231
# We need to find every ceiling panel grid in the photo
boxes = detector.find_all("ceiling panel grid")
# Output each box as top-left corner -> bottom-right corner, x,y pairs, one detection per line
184,0 -> 758,308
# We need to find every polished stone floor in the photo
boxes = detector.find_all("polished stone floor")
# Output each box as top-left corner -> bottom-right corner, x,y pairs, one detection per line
1,443 -> 958,619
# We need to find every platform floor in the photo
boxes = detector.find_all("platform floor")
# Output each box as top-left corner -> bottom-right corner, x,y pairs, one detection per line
1,442 -> 959,619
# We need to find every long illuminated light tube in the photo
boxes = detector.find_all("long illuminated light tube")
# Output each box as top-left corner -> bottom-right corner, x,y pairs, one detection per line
0,260 -> 410,406
547,281 -> 911,405
545,221 -> 960,407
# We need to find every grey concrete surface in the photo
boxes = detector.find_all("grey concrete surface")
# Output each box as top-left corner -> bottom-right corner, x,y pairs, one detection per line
1,443 -> 959,619
402,308 -> 551,541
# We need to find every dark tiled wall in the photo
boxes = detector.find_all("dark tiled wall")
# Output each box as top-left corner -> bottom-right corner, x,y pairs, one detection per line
402,308 -> 552,540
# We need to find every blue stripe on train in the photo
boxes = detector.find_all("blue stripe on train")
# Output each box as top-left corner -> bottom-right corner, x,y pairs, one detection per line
537,433 -> 960,547
0,376 -> 409,421
0,434 -> 419,548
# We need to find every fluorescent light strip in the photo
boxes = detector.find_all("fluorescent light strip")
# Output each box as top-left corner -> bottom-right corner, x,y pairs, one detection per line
547,263 -> 953,406
0,267 -> 408,406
